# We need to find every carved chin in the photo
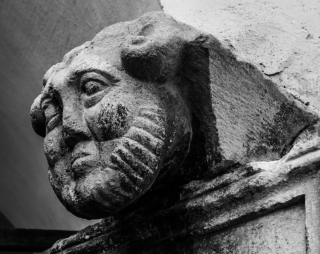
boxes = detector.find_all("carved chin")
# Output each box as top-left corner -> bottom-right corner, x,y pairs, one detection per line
55,161 -> 160,219
50,107 -> 167,219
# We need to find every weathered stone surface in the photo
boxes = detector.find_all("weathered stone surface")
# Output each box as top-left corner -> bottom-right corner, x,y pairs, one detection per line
204,37 -> 317,164
193,203 -> 306,254
161,0 -> 320,113
44,133 -> 320,253
31,12 -> 194,219
163,0 -> 320,164
31,11 -> 319,220
29,10 -> 320,254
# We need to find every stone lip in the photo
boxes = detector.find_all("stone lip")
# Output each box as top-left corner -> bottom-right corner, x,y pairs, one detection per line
44,133 -> 320,253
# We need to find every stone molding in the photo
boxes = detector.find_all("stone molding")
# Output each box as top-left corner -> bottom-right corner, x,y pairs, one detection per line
45,136 -> 320,253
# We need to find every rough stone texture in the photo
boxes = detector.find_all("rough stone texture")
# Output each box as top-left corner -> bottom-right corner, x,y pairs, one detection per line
161,0 -> 320,113
161,0 -> 320,164
193,204 -> 306,254
44,133 -> 320,253
32,11 -> 320,253
31,11 -> 319,220
31,12 -> 194,219
0,0 -> 161,230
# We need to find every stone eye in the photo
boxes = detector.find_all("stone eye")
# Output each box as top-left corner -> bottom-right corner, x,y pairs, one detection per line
82,80 -> 104,96
80,72 -> 114,98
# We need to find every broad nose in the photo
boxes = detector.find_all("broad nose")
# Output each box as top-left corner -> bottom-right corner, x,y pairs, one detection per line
62,104 -> 91,150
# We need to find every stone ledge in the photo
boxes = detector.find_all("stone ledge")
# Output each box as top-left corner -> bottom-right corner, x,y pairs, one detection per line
45,136 -> 320,253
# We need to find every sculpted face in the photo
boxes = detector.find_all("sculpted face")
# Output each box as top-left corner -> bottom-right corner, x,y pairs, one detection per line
30,13 -> 192,219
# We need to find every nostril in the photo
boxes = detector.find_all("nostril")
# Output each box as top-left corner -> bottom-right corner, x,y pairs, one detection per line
64,134 -> 78,150
62,124 -> 91,150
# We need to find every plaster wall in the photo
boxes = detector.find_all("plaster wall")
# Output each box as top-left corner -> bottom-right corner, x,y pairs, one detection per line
0,0 -> 161,230
161,0 -> 320,113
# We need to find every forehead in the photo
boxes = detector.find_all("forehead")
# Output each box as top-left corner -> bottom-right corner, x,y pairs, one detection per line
42,12 -> 180,87
43,19 -> 133,87
43,42 -> 122,88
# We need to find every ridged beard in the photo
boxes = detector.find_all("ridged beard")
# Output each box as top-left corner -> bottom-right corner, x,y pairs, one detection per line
49,106 -> 167,219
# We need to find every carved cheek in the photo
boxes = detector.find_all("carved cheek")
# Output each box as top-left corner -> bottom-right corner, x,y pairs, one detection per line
44,126 -> 67,167
48,156 -> 73,200
85,99 -> 131,142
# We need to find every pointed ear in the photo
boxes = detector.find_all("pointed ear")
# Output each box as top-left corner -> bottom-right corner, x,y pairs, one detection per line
30,94 -> 46,137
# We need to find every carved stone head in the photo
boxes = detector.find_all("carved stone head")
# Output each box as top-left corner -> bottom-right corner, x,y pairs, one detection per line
31,10 -> 316,221
30,12 -> 197,219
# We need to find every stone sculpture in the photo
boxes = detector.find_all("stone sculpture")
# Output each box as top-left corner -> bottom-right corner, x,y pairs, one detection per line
30,13 -> 195,219
30,12 -> 320,253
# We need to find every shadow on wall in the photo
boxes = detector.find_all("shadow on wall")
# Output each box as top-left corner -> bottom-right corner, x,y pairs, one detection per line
0,211 -> 32,254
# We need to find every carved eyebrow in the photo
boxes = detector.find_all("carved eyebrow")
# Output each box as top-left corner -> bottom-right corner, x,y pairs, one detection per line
75,69 -> 121,84
41,67 -> 121,95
